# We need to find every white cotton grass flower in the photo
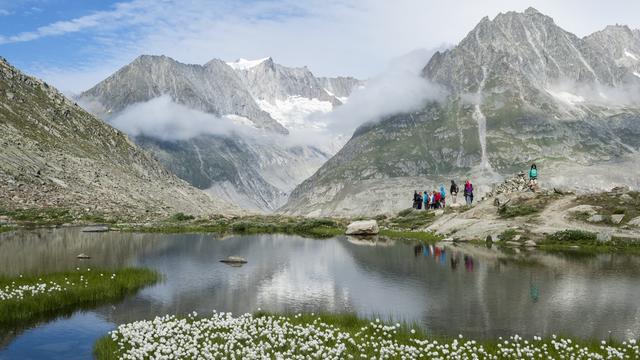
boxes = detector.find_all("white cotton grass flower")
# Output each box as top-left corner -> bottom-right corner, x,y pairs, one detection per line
102,312 -> 640,360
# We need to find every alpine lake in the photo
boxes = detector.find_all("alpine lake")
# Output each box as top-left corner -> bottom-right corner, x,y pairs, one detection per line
0,228 -> 639,359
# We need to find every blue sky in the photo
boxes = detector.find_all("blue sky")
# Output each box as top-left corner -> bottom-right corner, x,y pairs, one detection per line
2,0 -> 640,93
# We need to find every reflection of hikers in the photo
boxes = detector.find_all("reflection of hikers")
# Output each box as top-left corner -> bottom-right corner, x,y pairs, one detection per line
423,191 -> 429,210
439,184 -> 446,208
412,191 -> 420,209
450,180 -> 459,204
528,164 -> 538,191
464,180 -> 474,205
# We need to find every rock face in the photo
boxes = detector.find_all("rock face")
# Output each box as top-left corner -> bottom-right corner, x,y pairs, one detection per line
0,57 -> 237,218
78,56 -> 361,211
81,55 -> 286,134
283,8 -> 640,217
345,220 -> 380,235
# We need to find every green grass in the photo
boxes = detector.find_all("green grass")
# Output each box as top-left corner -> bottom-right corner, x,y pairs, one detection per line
0,268 -> 159,329
0,206 -> 119,226
538,230 -> 640,254
380,229 -> 442,242
118,216 -> 347,239
497,193 -> 559,219
94,312 -> 633,359
498,204 -> 538,218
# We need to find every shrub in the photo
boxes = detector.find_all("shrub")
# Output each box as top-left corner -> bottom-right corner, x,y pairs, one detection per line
171,213 -> 195,222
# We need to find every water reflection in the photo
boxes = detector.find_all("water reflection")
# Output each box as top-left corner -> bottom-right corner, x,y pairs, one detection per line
1,229 -> 640,359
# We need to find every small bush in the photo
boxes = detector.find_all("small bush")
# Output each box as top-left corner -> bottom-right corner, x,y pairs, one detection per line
546,230 -> 597,243
171,213 -> 195,222
498,204 -> 538,218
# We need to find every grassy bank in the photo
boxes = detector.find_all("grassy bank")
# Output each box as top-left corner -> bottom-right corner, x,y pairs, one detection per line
0,268 -> 159,329
117,213 -> 443,242
537,230 -> 640,254
94,312 -> 638,359
117,215 -> 347,238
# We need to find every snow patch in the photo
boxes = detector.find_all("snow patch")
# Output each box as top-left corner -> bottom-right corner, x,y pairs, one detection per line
257,96 -> 333,130
624,49 -> 639,61
634,71 -> 640,79
226,57 -> 270,70
223,114 -> 257,128
546,89 -> 585,105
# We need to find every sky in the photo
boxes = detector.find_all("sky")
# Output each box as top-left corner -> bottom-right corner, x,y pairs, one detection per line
2,0 -> 640,93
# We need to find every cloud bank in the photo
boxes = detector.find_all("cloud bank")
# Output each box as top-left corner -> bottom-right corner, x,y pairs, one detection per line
109,95 -> 256,141
321,48 -> 447,135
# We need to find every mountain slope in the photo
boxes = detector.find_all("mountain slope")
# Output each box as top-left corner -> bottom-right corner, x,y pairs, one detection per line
78,56 -> 360,211
81,55 -> 287,134
283,8 -> 640,217
0,57 -> 237,218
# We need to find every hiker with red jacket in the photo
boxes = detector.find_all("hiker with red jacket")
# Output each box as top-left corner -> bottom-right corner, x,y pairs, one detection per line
464,180 -> 474,205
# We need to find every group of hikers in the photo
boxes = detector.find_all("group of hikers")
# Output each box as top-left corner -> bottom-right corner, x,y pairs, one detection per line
411,164 -> 539,209
412,179 -> 475,210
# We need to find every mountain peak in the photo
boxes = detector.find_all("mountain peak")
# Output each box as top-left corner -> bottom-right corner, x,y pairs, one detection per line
226,57 -> 272,70
524,7 -> 541,15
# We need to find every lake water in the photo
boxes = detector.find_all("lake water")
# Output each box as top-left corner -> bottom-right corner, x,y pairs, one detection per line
1,228 -> 639,359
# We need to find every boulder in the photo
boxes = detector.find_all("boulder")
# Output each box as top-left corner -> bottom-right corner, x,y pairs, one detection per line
76,253 -> 91,259
81,225 -> 109,233
524,240 -> 537,247
566,205 -> 599,216
587,215 -> 604,223
610,214 -> 625,224
611,186 -> 630,194
506,241 -> 521,247
345,220 -> 379,235
597,230 -> 613,243
628,217 -> 640,227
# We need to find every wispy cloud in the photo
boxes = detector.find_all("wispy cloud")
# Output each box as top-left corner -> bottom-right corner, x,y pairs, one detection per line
0,9 -> 10,16
6,0 -> 640,93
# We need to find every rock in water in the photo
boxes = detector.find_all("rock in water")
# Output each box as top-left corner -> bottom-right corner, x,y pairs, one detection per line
345,220 -> 379,235
82,225 -> 109,233
524,240 -> 537,247
220,256 -> 248,264
76,253 -> 91,259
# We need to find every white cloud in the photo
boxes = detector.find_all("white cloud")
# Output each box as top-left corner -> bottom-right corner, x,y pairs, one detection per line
109,95 -> 256,141
10,0 -> 640,93
0,9 -> 10,16
320,48 -> 447,135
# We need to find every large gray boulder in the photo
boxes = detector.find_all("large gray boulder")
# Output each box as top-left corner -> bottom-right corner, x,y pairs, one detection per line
345,220 -> 379,236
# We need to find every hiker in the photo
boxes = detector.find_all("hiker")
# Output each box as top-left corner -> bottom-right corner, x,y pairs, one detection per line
433,189 -> 441,209
464,180 -> 474,205
423,190 -> 429,210
417,191 -> 423,210
528,164 -> 538,191
450,180 -> 459,204
439,184 -> 447,208
412,191 -> 420,209
429,191 -> 435,209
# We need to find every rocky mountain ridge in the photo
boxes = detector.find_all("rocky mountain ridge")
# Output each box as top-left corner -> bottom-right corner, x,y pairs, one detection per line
283,8 -> 640,217
78,56 -> 362,211
0,57 -> 238,219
